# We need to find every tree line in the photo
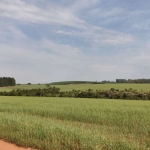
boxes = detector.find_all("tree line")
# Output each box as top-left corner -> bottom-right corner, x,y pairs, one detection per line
0,77 -> 16,87
0,87 -> 150,100
51,79 -> 150,85
50,81 -> 104,85
116,79 -> 150,83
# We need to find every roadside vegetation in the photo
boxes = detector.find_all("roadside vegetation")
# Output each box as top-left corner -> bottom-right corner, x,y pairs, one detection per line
0,97 -> 150,150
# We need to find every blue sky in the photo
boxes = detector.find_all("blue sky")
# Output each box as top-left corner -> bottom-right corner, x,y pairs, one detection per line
0,0 -> 150,83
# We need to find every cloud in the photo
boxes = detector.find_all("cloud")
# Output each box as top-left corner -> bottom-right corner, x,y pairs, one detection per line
0,0 -> 85,29
0,23 -> 85,83
39,39 -> 82,56
55,26 -> 135,45
71,0 -> 101,12
0,0 -> 150,83
0,22 -> 27,43
132,19 -> 150,30
0,0 -> 135,46
90,64 -> 117,72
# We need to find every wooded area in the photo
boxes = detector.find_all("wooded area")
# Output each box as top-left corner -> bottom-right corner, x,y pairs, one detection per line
0,77 -> 16,87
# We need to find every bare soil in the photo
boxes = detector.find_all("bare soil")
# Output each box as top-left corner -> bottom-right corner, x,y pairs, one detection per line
0,140 -> 35,150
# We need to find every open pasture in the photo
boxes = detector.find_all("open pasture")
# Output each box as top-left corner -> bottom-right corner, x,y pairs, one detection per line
0,97 -> 150,150
1,83 -> 150,92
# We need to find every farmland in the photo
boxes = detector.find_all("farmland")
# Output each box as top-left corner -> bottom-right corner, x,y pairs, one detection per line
0,84 -> 46,92
1,83 -> 150,92
0,97 -> 150,150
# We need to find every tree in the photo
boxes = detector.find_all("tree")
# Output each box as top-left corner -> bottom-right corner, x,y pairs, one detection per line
0,77 -> 16,87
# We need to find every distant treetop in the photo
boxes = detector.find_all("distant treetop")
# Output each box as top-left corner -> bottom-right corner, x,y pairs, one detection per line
0,77 -> 16,87
116,79 -> 150,83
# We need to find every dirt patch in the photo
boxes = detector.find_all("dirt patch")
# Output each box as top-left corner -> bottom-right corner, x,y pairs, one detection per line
0,140 -> 35,150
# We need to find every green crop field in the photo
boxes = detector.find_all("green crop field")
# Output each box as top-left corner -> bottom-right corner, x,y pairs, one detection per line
0,97 -> 149,150
0,84 -> 46,92
1,83 -> 150,92
54,83 -> 150,92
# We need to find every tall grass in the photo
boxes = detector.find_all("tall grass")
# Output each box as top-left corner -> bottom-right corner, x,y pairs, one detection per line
0,97 -> 150,150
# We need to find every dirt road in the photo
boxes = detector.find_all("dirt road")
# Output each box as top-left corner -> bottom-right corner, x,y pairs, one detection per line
0,140 -> 34,150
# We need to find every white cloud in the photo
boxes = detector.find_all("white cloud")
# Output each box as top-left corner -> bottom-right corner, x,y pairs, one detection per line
0,22 -> 27,42
0,0 -> 136,46
55,26 -> 135,45
90,64 -> 117,72
71,0 -> 101,12
0,0 -> 85,29
40,39 -> 82,56
0,0 -> 150,83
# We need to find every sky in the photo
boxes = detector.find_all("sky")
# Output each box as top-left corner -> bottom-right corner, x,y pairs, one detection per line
0,0 -> 150,83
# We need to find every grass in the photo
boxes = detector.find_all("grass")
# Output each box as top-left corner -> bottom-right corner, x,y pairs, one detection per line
0,97 -> 150,150
54,83 -> 150,92
0,84 -> 46,92
1,83 -> 150,92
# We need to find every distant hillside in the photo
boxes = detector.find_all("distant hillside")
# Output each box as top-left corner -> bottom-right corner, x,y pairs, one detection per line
50,81 -> 103,85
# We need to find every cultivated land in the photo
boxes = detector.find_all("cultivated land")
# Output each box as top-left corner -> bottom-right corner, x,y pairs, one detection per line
1,83 -> 150,92
0,97 -> 150,150
0,84 -> 46,92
